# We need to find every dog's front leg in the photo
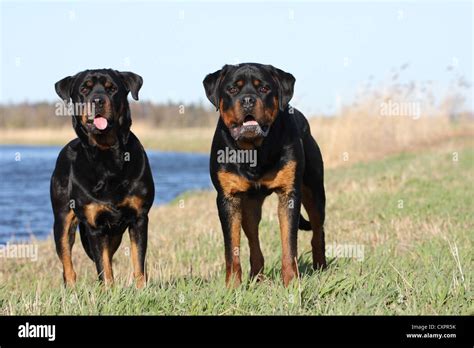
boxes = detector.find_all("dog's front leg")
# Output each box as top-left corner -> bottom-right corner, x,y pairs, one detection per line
87,231 -> 114,286
53,209 -> 78,287
277,189 -> 301,287
217,193 -> 243,288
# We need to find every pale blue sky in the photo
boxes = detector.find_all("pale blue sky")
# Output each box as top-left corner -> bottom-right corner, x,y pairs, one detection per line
0,0 -> 472,114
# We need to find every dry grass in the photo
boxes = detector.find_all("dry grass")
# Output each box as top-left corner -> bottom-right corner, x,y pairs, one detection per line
309,114 -> 473,168
132,124 -> 214,153
0,127 -> 75,146
1,116 -> 472,169
0,124 -> 215,154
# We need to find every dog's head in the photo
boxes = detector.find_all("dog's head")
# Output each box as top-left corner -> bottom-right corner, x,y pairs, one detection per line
203,63 -> 295,145
55,69 -> 142,149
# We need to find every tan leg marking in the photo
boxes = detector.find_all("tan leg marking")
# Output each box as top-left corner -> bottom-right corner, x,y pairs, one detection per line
130,238 -> 145,289
61,210 -> 78,286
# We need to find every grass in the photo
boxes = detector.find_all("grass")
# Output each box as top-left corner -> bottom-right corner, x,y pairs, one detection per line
0,136 -> 472,315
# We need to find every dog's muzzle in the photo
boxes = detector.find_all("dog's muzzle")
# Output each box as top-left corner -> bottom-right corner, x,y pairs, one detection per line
229,115 -> 270,141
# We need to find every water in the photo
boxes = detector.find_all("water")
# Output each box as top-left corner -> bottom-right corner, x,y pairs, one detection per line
0,145 -> 212,243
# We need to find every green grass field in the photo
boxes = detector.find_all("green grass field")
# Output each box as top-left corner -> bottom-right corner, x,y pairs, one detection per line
1,138 -> 472,315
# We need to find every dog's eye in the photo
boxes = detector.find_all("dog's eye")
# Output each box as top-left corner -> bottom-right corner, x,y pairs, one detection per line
228,87 -> 239,95
259,86 -> 270,93
107,86 -> 117,94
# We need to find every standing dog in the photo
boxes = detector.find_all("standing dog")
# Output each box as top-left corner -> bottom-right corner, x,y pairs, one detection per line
51,69 -> 154,288
203,63 -> 326,287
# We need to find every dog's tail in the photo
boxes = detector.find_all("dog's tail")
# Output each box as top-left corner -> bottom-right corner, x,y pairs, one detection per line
299,215 -> 312,231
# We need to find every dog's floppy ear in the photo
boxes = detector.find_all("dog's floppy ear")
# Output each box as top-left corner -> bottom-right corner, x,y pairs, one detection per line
119,71 -> 143,101
203,65 -> 230,111
55,75 -> 75,101
269,65 -> 295,111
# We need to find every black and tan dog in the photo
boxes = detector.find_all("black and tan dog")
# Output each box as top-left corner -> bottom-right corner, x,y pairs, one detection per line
203,63 -> 326,287
51,69 -> 154,288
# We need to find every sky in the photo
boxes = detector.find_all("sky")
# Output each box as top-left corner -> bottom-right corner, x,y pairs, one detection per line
0,0 -> 472,114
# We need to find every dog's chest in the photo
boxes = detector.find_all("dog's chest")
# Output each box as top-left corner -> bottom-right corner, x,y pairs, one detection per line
218,161 -> 296,197
76,195 -> 143,230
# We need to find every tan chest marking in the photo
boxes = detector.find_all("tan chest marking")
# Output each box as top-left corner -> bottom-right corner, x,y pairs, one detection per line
259,160 -> 296,193
118,195 -> 144,215
83,195 -> 144,227
217,160 -> 296,197
83,203 -> 111,228
217,171 -> 252,197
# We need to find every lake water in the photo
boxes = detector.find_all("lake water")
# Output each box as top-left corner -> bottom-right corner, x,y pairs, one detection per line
0,145 -> 212,243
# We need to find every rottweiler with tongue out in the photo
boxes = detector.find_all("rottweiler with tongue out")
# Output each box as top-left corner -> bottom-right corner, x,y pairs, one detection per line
51,69 -> 154,288
203,63 -> 327,288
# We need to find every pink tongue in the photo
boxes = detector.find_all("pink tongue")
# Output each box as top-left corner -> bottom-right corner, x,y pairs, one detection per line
243,120 -> 258,126
93,117 -> 108,130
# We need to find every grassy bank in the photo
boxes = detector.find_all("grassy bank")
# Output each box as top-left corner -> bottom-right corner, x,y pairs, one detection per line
0,136 -> 472,315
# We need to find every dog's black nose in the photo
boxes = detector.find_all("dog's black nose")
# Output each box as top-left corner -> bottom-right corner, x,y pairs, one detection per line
241,95 -> 256,109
